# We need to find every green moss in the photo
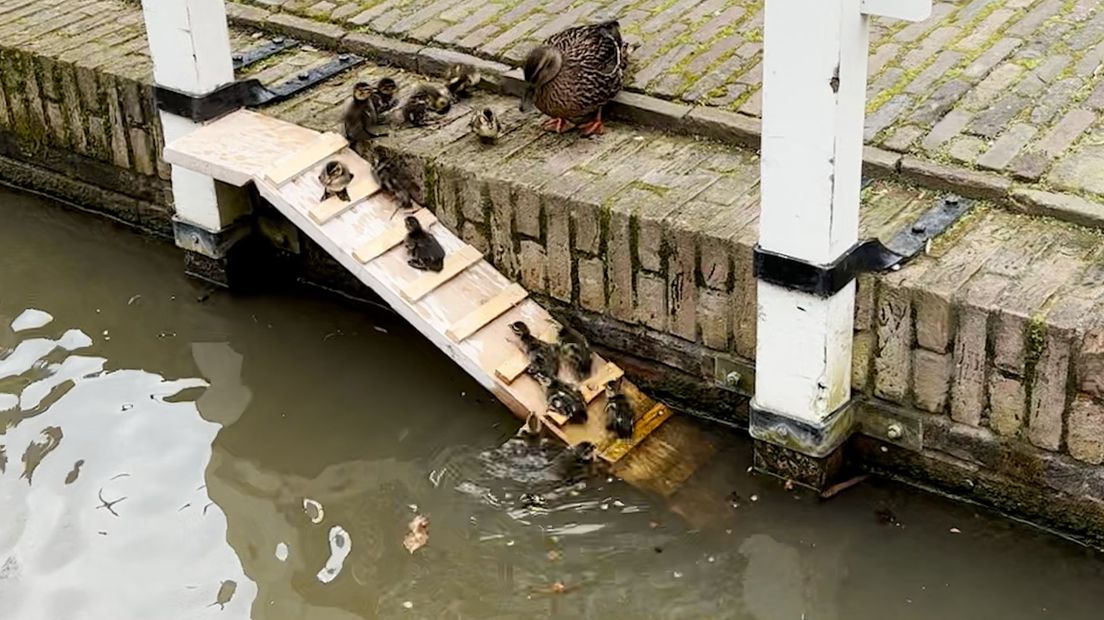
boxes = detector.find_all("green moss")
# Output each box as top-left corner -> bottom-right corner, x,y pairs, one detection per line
422,162 -> 438,213
928,203 -> 989,254
1022,313 -> 1048,403
628,180 -> 670,197
745,27 -> 762,43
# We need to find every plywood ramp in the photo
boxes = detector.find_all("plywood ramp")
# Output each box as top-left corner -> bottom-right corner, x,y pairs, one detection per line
163,110 -> 675,465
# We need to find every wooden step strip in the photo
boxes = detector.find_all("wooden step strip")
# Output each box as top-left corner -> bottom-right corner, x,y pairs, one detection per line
446,284 -> 528,342
264,132 -> 348,186
352,209 -> 437,263
599,404 -> 672,463
309,174 -> 379,225
399,246 -> 482,303
494,326 -> 558,383
579,362 -> 625,403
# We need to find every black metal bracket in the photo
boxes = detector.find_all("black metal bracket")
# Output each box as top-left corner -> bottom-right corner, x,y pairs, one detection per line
155,53 -> 365,123
749,400 -> 856,458
754,194 -> 972,298
232,37 -> 298,71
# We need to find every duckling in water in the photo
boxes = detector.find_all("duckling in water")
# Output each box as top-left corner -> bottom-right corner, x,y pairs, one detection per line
518,412 -> 543,439
527,362 -> 587,424
403,215 -> 445,272
445,64 -> 481,100
509,321 -> 559,378
319,160 -> 352,202
604,382 -> 633,439
470,108 -> 502,144
373,77 -> 398,113
343,82 -> 385,145
401,84 -> 452,127
521,20 -> 628,136
556,323 -> 592,380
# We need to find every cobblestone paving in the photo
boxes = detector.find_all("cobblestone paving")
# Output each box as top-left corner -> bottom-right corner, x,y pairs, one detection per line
244,0 -> 1104,207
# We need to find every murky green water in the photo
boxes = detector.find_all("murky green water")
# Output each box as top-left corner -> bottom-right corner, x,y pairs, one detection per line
1,188 -> 1103,620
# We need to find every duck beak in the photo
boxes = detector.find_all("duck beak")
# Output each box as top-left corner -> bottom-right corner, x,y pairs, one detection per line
520,86 -> 535,112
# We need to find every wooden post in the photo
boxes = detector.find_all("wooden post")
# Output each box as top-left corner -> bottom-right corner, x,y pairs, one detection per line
752,0 -> 929,484
140,0 -> 247,232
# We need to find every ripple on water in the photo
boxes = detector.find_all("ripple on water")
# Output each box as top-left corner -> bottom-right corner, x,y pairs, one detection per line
0,313 -> 254,619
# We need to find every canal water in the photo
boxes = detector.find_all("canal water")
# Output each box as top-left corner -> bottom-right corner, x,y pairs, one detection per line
1,187 -> 1102,620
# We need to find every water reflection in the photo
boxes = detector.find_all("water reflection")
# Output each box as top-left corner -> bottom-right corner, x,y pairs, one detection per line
3,188 -> 1104,620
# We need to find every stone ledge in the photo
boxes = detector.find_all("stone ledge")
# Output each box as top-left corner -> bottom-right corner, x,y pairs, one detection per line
218,0 -> 1104,232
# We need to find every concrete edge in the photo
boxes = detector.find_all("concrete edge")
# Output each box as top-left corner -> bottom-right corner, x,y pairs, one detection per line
222,1 -> 1104,231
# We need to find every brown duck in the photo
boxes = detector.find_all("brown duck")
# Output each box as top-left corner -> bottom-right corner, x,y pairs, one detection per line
520,20 -> 627,136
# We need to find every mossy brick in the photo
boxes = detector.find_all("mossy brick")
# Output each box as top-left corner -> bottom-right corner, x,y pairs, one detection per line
102,74 -> 131,169
34,56 -> 59,102
417,47 -> 511,83
57,61 -> 88,155
989,369 -> 1027,437
894,3 -> 952,42
968,94 -> 1031,139
512,185 -> 541,239
899,157 -> 1011,202
1028,323 -> 1074,451
730,239 -> 758,360
433,4 -> 499,47
128,127 -> 154,176
486,177 -> 518,278
1049,145 -> 1104,196
20,52 -> 48,140
517,239 -> 547,293
905,50 -> 963,95
956,8 -> 1016,51
544,196 -> 572,302
921,109 -> 971,151
577,257 -> 606,313
864,95 -> 912,142
266,12 -> 346,47
950,272 -> 1012,426
1011,189 -> 1104,233
977,123 -> 1036,171
961,63 -> 1023,111
431,163 -> 461,229
224,1 -> 270,27
482,14 -> 543,57
607,209 -> 634,322
1006,0 -> 1062,37
913,211 -> 1022,354
962,38 -> 1022,80
1068,395 -> 1104,465
1036,109 -> 1097,159
461,221 -> 489,254
43,101 -> 68,149
1079,325 -> 1104,401
608,91 -> 690,133
852,330 -> 875,394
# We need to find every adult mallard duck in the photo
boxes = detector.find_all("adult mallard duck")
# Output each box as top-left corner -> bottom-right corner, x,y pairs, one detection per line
520,20 -> 627,136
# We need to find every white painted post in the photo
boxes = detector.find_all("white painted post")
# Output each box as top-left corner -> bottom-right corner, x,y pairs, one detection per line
141,0 -> 247,231
754,0 -> 869,429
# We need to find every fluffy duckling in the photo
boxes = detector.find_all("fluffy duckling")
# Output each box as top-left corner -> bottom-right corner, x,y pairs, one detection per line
510,321 -> 559,378
604,382 -> 633,439
521,20 -> 627,136
556,323 -> 593,380
401,84 -> 452,127
470,107 -> 502,144
319,160 -> 352,202
343,82 -> 383,145
527,363 -> 587,424
517,412 -> 543,439
403,216 -> 445,272
446,64 -> 481,100
368,148 -> 419,219
373,77 -> 398,113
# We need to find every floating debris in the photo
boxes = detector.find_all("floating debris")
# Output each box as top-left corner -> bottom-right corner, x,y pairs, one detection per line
127,294 -> 142,306
303,498 -> 324,524
402,601 -> 413,609
21,426 -> 63,484
403,515 -> 429,553
949,527 -> 961,534
875,507 -> 901,527
275,542 -> 289,562
819,474 -> 870,499
317,525 -> 352,584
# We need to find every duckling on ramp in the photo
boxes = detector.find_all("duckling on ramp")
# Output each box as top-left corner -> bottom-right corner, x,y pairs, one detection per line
163,109 -> 707,487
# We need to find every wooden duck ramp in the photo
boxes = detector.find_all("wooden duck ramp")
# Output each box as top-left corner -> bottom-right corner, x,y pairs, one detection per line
163,110 -> 706,482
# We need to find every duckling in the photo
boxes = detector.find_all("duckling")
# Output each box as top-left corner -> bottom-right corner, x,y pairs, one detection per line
527,363 -> 587,425
517,412 -> 543,439
368,148 -> 419,219
521,20 -> 627,137
556,323 -> 592,380
509,321 -> 559,378
445,64 -> 481,100
319,160 -> 352,202
470,107 -> 502,144
401,84 -> 452,127
403,215 -> 445,272
373,77 -> 398,113
343,82 -> 385,145
604,382 -> 634,439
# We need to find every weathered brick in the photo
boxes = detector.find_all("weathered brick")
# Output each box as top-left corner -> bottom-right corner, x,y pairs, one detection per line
487,178 -> 517,278
874,283 -> 912,404
853,330 -> 875,394
1028,328 -> 1072,451
962,37 -> 1021,80
950,273 -> 1010,426
882,125 -> 923,152
1006,0 -> 1062,37
266,12 -> 346,46
947,135 -> 987,164
577,257 -> 606,312
1068,395 -> 1104,465
482,14 -> 542,56
128,127 -> 154,176
1010,189 -> 1104,231
667,227 -> 697,341
913,349 -> 952,413
968,94 -> 1030,139
545,198 -> 571,302
1009,151 -> 1050,181
634,272 -> 667,332
976,123 -> 1036,171
343,32 -> 423,71
608,210 -> 634,322
731,241 -> 757,359
699,288 -> 729,351
899,157 -> 1011,201
1049,145 -> 1104,196
1030,78 -> 1082,125
461,221 -> 489,254
988,371 -> 1026,436
956,9 -> 1016,51
1079,327 -> 1104,400
961,63 -> 1023,110
864,95 -> 913,141
434,4 -> 500,46
518,239 -> 546,293
868,43 -> 900,77
905,50 -> 962,94
909,79 -> 971,126
1036,109 -> 1097,159
922,109 -> 971,151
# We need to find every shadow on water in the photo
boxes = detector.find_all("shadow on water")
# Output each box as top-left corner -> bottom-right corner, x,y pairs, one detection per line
2,187 -> 1104,620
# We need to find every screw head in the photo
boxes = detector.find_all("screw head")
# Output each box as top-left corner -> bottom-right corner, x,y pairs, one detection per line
232,54 -> 243,62
886,423 -> 903,440
724,371 -> 741,387
272,37 -> 285,44
911,224 -> 926,234
338,54 -> 350,62
298,72 -> 310,80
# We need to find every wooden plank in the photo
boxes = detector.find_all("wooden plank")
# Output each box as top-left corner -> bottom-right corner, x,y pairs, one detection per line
309,173 -> 379,225
600,404 -> 673,462
263,132 -> 348,186
353,209 -> 437,264
399,246 -> 482,303
446,284 -> 528,342
579,362 -> 625,403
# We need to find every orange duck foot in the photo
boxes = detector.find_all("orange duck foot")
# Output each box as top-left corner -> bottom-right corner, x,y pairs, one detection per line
578,110 -> 605,137
541,118 -> 570,133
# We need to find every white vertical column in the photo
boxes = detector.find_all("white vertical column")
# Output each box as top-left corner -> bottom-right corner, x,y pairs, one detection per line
141,0 -> 245,232
754,0 -> 870,426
